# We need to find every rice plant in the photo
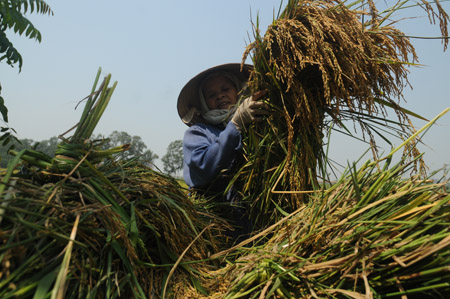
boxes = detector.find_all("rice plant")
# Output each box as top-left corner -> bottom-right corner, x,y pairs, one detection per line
231,0 -> 449,229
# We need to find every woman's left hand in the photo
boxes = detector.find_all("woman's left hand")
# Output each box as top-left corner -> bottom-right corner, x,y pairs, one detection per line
231,91 -> 270,131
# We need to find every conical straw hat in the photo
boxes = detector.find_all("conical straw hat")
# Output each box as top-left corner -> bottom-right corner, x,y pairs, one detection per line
177,63 -> 253,126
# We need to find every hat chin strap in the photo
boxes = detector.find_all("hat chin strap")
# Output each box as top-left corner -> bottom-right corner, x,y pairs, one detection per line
182,107 -> 198,125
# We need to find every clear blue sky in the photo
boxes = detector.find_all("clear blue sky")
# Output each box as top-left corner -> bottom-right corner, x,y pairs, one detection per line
1,1 -> 449,174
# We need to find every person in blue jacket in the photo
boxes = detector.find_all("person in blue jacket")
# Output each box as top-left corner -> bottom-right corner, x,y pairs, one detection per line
177,63 -> 268,240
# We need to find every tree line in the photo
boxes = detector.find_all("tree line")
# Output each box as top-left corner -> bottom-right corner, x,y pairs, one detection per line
0,131 -> 184,176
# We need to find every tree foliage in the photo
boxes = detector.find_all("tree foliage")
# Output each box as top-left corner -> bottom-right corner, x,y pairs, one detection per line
35,135 -> 58,156
0,0 -> 53,69
0,136 -> 59,167
0,0 -> 53,148
0,137 -> 33,167
96,131 -> 159,167
161,139 -> 183,176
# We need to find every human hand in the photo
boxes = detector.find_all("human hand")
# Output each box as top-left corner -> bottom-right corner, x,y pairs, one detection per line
231,90 -> 269,132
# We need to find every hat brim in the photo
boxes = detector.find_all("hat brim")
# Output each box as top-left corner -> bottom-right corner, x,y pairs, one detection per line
177,63 -> 253,126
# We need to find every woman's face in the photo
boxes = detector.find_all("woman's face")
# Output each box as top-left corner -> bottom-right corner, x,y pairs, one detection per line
202,76 -> 238,110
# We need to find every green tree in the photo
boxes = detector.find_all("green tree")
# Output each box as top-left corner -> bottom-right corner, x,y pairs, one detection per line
0,137 -> 59,167
161,140 -> 183,176
0,0 -> 53,147
0,137 -> 34,167
35,136 -> 58,156
97,131 -> 159,167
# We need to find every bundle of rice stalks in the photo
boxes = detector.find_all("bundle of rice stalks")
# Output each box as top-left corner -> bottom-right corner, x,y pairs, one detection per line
232,0 -> 449,228
194,154 -> 450,298
0,69 -> 224,298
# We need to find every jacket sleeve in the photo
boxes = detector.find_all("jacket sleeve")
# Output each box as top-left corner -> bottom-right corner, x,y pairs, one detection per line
183,122 -> 242,188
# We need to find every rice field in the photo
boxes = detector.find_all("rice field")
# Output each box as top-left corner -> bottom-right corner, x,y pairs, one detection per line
1,0 -> 450,298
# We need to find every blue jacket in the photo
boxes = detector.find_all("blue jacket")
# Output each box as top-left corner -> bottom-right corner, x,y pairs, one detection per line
183,121 -> 242,196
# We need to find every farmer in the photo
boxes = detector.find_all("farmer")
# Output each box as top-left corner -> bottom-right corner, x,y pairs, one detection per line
177,63 -> 269,241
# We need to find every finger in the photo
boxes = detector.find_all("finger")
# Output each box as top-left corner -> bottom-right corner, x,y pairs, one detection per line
251,110 -> 270,118
251,90 -> 268,101
248,99 -> 267,107
251,115 -> 267,122
248,101 -> 269,110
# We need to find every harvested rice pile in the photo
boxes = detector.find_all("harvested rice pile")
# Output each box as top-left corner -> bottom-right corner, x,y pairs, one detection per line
177,158 -> 450,298
0,70 -> 224,298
